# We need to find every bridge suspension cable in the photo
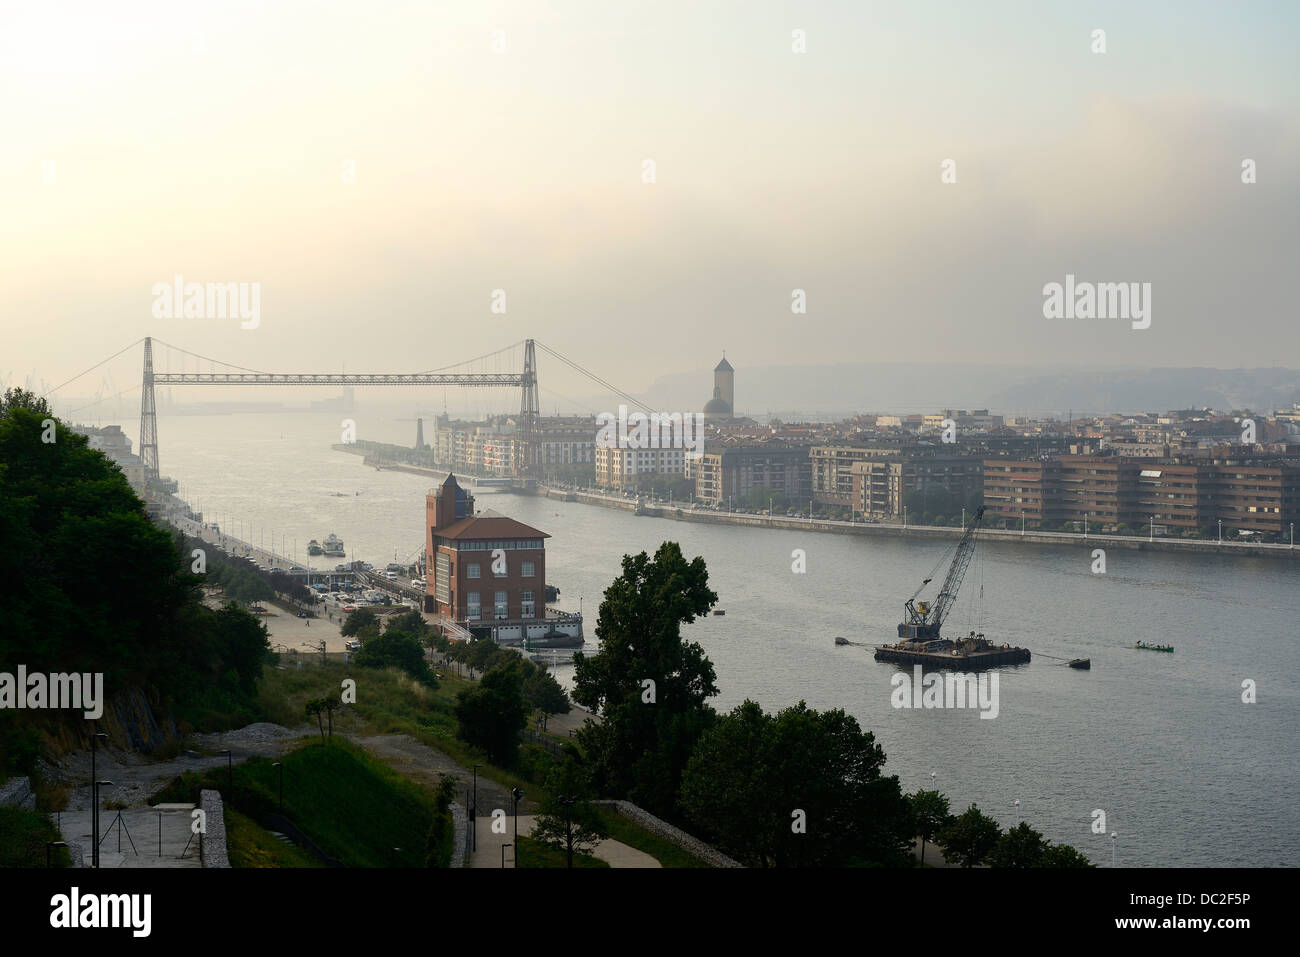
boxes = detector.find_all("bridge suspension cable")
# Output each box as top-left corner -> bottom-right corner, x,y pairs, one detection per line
43,338 -> 145,396
533,340 -> 654,415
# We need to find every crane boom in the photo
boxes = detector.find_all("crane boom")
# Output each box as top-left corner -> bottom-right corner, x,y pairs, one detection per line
899,505 -> 984,641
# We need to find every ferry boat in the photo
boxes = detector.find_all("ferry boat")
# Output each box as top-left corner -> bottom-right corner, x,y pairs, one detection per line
306,539 -> 324,556
322,533 -> 346,557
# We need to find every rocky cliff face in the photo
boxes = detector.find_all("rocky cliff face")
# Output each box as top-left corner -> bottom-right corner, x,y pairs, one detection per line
35,687 -> 181,760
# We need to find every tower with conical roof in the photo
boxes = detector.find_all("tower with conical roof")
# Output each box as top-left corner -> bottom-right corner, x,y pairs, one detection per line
708,355 -> 734,418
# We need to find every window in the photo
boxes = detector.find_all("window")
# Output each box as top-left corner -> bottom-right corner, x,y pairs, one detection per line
521,590 -> 535,618
494,591 -> 508,619
435,553 -> 451,605
466,592 -> 481,620
467,563 -> 480,579
521,560 -> 535,578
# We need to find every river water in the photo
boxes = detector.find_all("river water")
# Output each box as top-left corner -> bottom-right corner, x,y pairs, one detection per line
126,411 -> 1299,867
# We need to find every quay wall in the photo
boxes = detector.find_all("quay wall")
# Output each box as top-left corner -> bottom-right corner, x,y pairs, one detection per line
520,487 -> 1300,560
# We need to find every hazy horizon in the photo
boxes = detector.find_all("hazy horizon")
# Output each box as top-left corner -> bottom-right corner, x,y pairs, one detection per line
5,0 -> 1299,412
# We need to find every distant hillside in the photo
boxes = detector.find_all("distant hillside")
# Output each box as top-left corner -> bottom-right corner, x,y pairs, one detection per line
628,364 -> 1300,420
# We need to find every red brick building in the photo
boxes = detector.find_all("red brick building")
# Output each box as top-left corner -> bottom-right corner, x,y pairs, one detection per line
425,474 -> 549,627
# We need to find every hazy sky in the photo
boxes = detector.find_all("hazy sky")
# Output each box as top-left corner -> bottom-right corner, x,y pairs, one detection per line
3,0 -> 1298,415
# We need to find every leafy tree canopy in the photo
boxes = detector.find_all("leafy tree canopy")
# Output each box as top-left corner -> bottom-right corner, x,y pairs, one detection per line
571,541 -> 718,817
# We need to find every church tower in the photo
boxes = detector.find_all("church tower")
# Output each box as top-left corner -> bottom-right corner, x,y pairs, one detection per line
714,356 -> 734,413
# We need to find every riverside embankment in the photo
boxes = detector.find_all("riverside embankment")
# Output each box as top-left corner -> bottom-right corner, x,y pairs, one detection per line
519,485 -> 1300,560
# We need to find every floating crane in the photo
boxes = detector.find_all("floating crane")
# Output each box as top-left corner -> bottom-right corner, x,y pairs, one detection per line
898,505 -> 985,641
874,504 -> 1031,669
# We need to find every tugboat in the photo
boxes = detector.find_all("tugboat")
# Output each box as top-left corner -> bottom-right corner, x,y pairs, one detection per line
322,533 -> 346,557
306,539 -> 324,556
873,506 -> 1031,671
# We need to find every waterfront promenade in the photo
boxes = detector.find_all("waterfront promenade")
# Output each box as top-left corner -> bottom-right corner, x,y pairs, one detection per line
524,485 -> 1300,560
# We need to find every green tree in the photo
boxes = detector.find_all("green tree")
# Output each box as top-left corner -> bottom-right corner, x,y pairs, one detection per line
571,541 -> 718,817
385,609 -> 429,639
989,821 -> 1047,867
305,698 -> 326,742
680,698 -> 913,867
454,657 -> 528,765
341,607 -> 379,637
1042,842 -> 1096,868
938,804 -> 1002,868
322,693 -> 342,738
463,636 -> 504,674
0,388 -> 51,418
907,789 -> 952,866
523,665 -> 571,727
352,630 -> 438,687
530,757 -> 608,868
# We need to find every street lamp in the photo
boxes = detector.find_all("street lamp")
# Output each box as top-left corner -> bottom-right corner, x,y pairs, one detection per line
511,787 -> 523,861
1111,831 -> 1118,868
218,749 -> 232,790
1149,516 -> 1154,542
1218,519 -> 1222,544
1014,799 -> 1021,822
272,762 -> 283,812
1021,511 -> 1025,536
472,765 -> 482,852
90,732 -> 108,868
95,780 -> 114,865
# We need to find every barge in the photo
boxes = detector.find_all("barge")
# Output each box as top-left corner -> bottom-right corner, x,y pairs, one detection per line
873,505 -> 1031,671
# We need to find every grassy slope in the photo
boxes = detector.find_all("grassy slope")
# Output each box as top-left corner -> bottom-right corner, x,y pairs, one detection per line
224,806 -> 318,868
515,835 -> 609,868
258,660 -> 548,797
0,806 -> 71,867
593,808 -> 710,868
257,662 -> 719,867
151,739 -> 434,867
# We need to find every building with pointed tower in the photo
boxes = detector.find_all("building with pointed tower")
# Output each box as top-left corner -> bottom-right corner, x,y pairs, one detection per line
424,473 -> 575,644
703,356 -> 734,421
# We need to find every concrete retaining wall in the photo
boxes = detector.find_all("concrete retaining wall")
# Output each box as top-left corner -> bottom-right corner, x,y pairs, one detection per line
593,800 -> 742,868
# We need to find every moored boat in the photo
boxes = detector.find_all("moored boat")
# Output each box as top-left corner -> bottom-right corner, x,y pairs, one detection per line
1134,641 -> 1174,653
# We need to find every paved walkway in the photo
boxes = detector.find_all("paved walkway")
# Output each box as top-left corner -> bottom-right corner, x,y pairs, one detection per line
469,814 -> 660,868
58,805 -> 201,868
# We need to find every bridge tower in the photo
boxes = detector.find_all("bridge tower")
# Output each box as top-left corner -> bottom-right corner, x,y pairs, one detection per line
139,336 -> 160,483
519,339 -> 540,477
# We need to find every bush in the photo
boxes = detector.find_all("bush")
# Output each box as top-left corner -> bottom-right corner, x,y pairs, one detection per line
425,776 -> 458,867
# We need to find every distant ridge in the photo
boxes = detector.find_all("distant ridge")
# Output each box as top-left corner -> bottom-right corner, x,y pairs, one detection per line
631,363 -> 1300,421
